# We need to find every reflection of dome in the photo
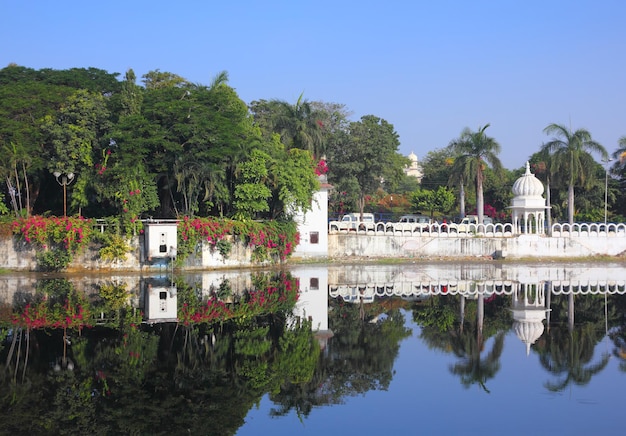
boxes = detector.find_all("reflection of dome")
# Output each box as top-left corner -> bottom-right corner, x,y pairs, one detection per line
511,285 -> 550,356
513,320 -> 545,356
512,162 -> 544,197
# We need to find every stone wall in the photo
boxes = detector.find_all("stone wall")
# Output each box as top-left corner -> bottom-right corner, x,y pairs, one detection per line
327,232 -> 626,259
0,235 -> 264,272
2,227 -> 626,272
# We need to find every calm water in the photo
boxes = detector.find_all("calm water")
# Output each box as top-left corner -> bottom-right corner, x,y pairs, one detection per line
1,262 -> 625,436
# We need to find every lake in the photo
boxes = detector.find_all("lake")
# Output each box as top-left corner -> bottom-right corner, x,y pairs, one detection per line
1,262 -> 624,435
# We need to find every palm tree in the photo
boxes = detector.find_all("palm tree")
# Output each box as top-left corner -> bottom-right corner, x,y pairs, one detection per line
541,124 -> 608,224
272,93 -> 325,158
614,136 -> 626,165
447,156 -> 473,219
448,124 -> 503,224
530,152 -> 554,233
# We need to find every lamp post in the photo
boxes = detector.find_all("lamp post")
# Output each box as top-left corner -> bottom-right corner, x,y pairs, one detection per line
53,171 -> 75,217
602,158 -> 612,226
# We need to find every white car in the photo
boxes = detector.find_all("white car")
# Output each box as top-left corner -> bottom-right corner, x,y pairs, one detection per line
329,213 -> 376,232
392,214 -> 432,232
449,215 -> 493,233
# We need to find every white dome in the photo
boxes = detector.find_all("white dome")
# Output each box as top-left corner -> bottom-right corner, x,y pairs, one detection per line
408,151 -> 418,162
512,162 -> 544,197
513,320 -> 545,356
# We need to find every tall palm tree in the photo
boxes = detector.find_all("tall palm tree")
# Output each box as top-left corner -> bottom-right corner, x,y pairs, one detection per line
272,93 -> 325,158
448,124 -> 503,224
447,156 -> 473,219
614,136 -> 626,165
531,152 -> 554,233
541,124 -> 608,224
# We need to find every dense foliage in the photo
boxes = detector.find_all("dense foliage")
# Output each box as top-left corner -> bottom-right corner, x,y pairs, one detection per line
1,64 -> 625,225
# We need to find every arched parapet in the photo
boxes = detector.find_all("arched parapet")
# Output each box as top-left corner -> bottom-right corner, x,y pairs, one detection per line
551,222 -> 626,237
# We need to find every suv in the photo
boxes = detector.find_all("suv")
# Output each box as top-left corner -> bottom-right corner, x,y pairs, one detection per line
391,214 -> 432,232
329,213 -> 376,232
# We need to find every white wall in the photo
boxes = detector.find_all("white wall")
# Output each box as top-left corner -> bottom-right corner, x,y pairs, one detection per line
292,181 -> 331,259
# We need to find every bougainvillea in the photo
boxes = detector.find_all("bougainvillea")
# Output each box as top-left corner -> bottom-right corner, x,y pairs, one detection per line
12,215 -> 93,253
177,271 -> 299,326
315,159 -> 328,176
177,217 -> 299,263
11,289 -> 93,331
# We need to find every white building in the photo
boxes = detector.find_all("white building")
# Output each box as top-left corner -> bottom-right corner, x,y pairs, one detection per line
403,151 -> 423,182
509,162 -> 548,234
293,175 -> 333,258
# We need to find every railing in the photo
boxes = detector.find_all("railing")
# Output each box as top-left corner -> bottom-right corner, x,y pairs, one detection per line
92,218 -> 180,233
550,222 -> 626,236
328,220 -> 515,237
329,220 -> 626,238
329,278 -> 626,301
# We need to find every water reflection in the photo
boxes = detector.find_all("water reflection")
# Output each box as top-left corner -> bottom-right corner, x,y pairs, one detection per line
1,262 -> 625,435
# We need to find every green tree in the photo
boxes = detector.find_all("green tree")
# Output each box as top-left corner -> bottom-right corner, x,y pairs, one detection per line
411,186 -> 455,220
118,69 -> 143,117
327,115 -> 402,217
611,136 -> 626,219
274,93 -> 325,157
266,141 -> 320,220
233,149 -> 272,219
448,124 -> 503,224
420,148 -> 456,190
40,89 -> 111,215
541,123 -> 608,224
141,69 -> 188,89
447,154 -> 473,219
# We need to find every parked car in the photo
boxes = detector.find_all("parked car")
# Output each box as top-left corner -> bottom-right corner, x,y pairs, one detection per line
329,213 -> 376,232
449,215 -> 493,233
392,214 -> 432,232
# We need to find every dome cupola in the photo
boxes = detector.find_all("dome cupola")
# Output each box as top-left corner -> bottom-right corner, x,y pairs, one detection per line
512,162 -> 544,197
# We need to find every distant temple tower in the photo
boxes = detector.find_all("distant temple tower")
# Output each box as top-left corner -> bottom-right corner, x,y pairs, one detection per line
404,151 -> 423,183
509,162 -> 548,234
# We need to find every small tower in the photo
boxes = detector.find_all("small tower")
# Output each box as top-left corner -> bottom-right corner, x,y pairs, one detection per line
509,162 -> 548,234
403,152 -> 423,182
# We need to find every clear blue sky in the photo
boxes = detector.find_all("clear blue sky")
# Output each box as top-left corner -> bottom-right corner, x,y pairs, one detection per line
2,0 -> 625,170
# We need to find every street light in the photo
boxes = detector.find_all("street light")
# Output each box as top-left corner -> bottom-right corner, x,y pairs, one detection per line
53,171 -> 75,217
602,158 -> 612,225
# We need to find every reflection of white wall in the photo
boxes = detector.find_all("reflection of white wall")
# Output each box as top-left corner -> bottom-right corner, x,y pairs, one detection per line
198,271 -> 252,298
291,266 -> 329,331
327,263 -> 626,284
144,285 -> 177,323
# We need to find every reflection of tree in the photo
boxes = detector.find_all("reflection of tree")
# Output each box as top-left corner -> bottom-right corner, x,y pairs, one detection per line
536,294 -> 611,392
414,294 -> 510,393
449,331 -> 505,393
323,303 -> 410,398
538,324 -> 609,392
263,300 -> 411,418
610,329 -> 626,373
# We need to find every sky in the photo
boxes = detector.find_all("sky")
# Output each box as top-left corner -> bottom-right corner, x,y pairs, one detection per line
2,0 -> 625,170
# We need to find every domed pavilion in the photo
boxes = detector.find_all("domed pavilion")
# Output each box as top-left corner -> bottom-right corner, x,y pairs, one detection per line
509,162 -> 549,234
